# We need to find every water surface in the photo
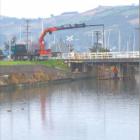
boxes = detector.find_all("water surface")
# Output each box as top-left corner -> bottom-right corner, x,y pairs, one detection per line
0,79 -> 139,140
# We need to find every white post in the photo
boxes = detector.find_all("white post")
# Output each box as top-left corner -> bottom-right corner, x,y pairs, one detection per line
53,34 -> 56,44
8,40 -> 11,60
91,31 -> 94,47
127,41 -> 129,52
133,32 -> 135,52
107,30 -> 111,51
118,30 -> 121,52
41,19 -> 44,32
19,25 -> 22,41
104,31 -> 106,50
128,35 -> 130,51
133,32 -> 136,58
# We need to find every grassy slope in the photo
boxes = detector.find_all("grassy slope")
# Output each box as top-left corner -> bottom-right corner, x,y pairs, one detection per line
0,60 -> 68,70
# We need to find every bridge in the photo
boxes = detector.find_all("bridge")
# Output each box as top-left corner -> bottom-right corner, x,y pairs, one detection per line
53,51 -> 140,79
56,51 -> 140,63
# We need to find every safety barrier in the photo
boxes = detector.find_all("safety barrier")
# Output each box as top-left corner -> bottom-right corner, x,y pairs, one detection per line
59,51 -> 140,60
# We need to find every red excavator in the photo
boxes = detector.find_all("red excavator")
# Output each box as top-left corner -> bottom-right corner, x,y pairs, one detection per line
39,23 -> 104,56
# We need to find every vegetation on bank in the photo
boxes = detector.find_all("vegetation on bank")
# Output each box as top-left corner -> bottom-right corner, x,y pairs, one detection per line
0,60 -> 68,70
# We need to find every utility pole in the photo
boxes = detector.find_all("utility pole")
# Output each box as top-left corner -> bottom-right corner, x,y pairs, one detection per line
107,30 -> 111,51
133,31 -> 135,52
24,20 -> 31,51
95,31 -> 101,52
19,25 -> 22,41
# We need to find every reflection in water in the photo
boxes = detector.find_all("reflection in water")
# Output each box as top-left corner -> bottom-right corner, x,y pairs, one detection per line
40,92 -> 47,125
0,78 -> 139,140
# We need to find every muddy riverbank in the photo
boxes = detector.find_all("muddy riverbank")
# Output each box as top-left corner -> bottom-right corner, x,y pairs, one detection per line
0,65 -> 96,88
0,64 -> 137,89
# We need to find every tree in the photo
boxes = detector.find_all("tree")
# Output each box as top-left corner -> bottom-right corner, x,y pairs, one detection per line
89,43 -> 110,52
0,49 -> 3,55
4,41 -> 9,51
11,36 -> 17,45
50,14 -> 54,17
4,36 -> 17,55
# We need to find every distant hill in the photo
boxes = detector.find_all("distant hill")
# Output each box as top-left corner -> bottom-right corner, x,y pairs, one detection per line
0,5 -> 139,52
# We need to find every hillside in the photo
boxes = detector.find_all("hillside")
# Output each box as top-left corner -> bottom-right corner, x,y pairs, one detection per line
0,5 -> 139,52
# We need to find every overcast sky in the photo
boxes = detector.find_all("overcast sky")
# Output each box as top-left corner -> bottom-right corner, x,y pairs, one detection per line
1,0 -> 139,18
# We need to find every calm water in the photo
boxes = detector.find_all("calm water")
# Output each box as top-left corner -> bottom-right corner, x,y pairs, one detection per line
0,79 -> 139,140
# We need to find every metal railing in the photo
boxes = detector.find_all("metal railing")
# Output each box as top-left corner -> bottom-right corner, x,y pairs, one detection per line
57,51 -> 140,60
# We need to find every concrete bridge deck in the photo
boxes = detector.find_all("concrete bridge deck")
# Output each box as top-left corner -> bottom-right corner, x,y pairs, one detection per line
54,51 -> 140,64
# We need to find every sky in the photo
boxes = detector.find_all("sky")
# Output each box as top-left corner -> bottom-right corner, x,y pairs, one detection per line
0,0 -> 139,18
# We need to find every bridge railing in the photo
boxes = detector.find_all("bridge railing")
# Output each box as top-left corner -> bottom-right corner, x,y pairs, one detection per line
60,51 -> 140,60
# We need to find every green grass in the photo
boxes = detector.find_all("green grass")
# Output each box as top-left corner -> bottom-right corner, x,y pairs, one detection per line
0,60 -> 68,71
35,60 -> 68,70
0,61 -> 34,65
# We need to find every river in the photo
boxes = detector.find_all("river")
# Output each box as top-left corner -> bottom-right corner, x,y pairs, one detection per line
0,78 -> 139,140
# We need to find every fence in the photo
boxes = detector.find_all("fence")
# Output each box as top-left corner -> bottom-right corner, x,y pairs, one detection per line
59,51 -> 140,60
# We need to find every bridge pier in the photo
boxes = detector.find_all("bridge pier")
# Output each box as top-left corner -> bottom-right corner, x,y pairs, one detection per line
69,61 -> 139,80
70,62 -> 82,73
82,63 -> 88,72
119,63 -> 137,80
70,62 -> 96,73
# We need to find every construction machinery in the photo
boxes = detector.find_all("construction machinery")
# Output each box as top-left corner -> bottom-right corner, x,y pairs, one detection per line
7,23 -> 103,60
39,23 -> 104,56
